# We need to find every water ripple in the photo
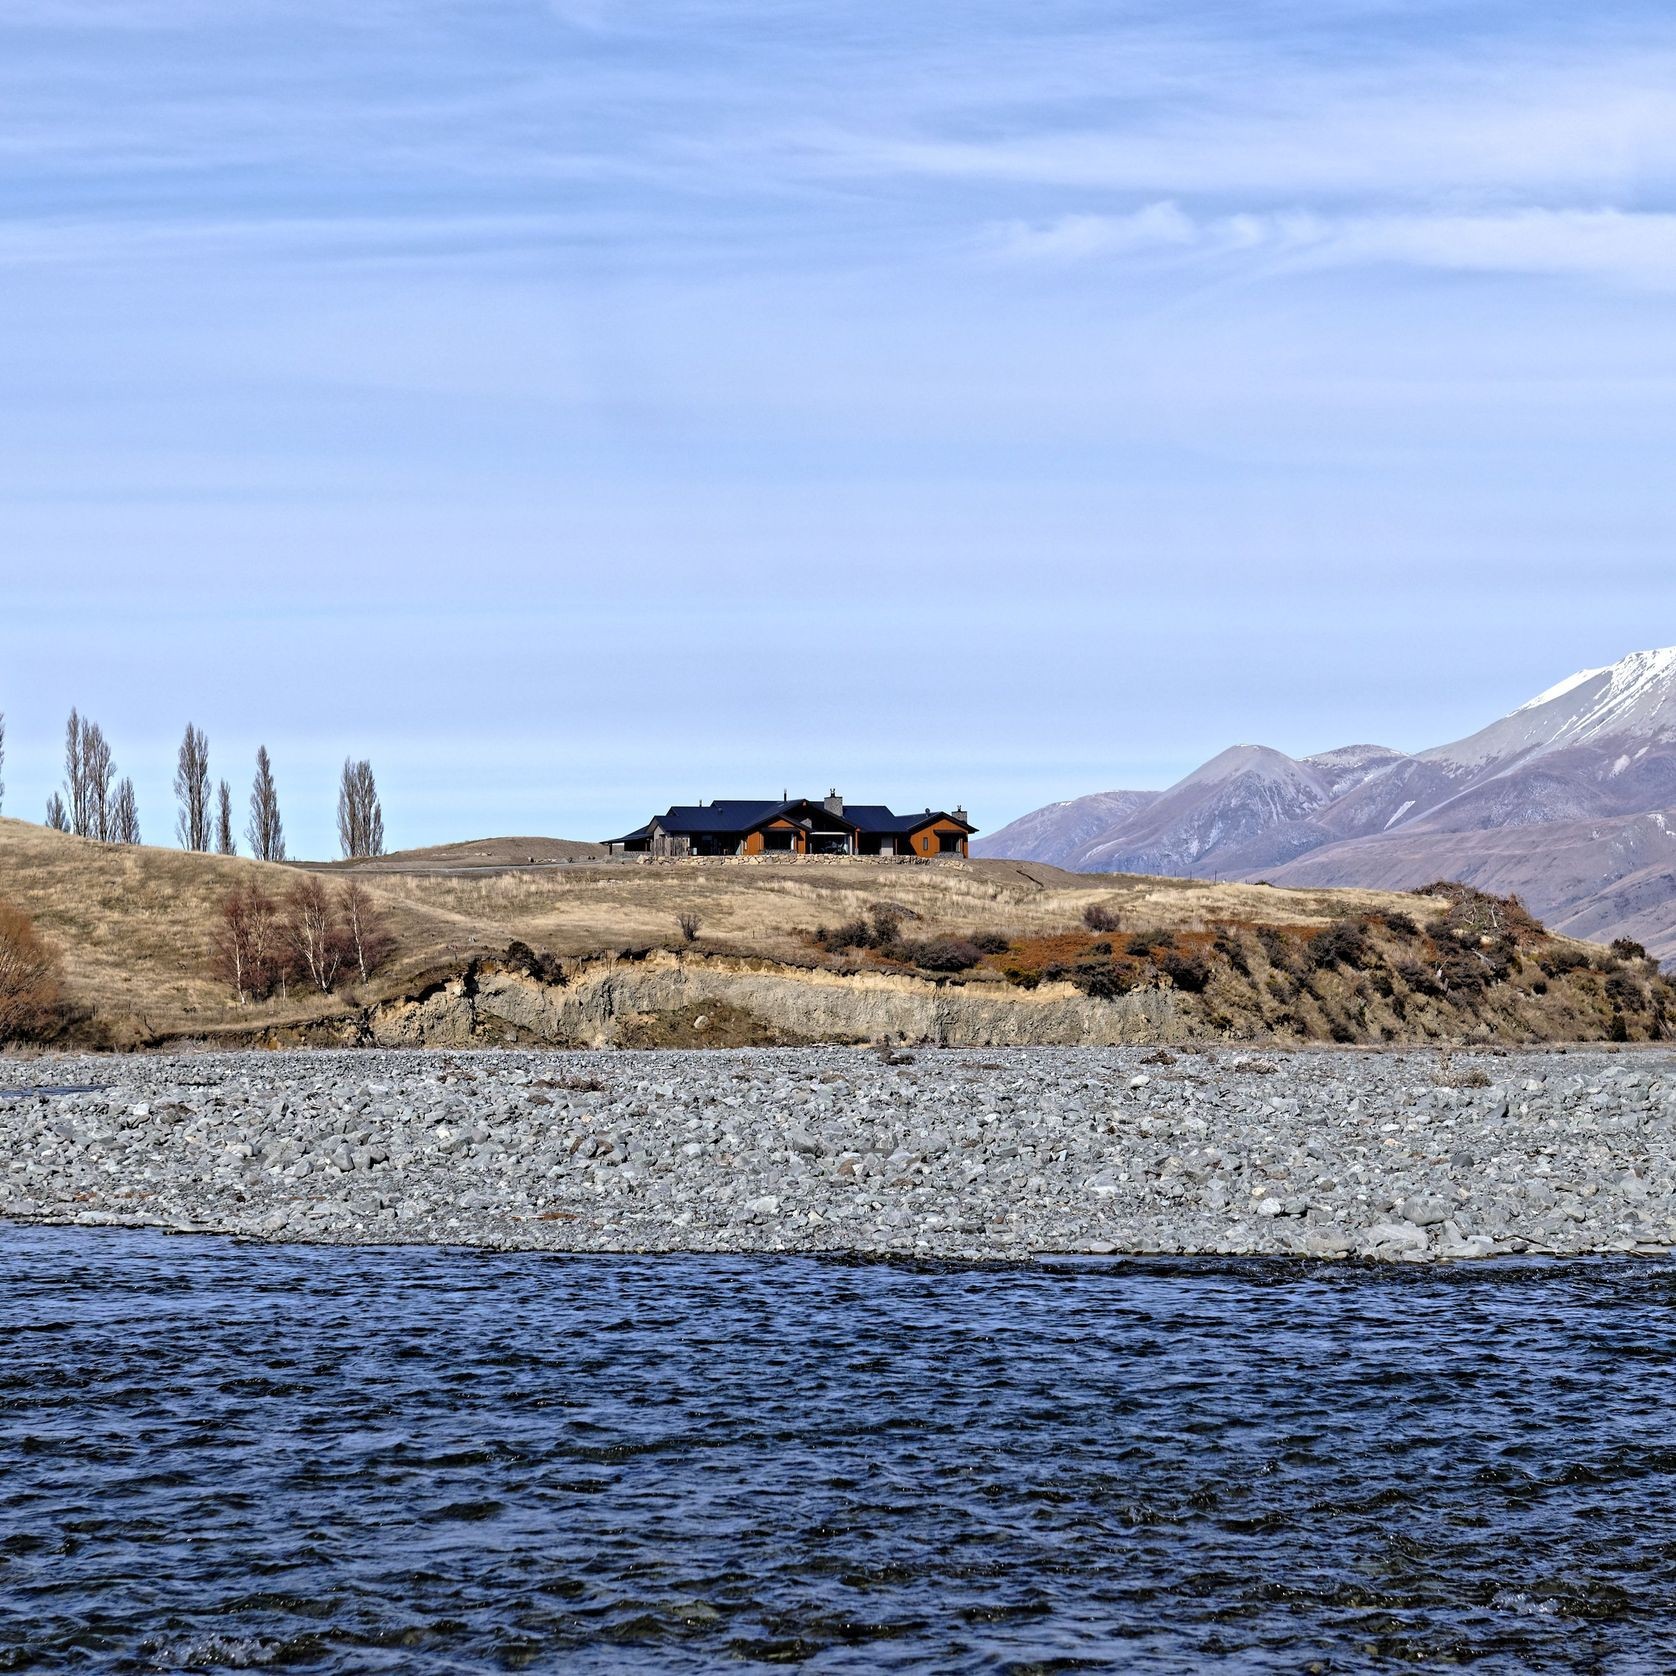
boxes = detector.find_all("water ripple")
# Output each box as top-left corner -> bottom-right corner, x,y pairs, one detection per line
3,1227 -> 1676,1672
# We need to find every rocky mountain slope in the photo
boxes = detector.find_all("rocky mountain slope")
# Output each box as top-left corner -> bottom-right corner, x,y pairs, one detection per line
976,647 -> 1676,959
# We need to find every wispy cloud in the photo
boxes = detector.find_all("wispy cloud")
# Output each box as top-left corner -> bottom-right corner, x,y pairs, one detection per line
994,204 -> 1676,289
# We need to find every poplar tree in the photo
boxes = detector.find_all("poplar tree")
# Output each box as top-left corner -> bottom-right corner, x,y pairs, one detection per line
174,724 -> 211,851
247,746 -> 285,862
336,758 -> 386,859
111,778 -> 141,845
215,780 -> 236,855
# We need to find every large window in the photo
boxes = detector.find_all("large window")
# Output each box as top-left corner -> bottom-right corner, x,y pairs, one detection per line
937,832 -> 963,854
760,828 -> 795,852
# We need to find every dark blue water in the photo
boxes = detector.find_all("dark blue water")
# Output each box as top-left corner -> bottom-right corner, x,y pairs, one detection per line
4,1227 -> 1675,1674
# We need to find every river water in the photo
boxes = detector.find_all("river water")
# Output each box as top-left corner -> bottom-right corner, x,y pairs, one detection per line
4,1225 -> 1674,1673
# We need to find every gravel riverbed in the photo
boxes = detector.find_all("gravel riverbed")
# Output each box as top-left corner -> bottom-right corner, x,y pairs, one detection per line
4,1046 -> 1675,1260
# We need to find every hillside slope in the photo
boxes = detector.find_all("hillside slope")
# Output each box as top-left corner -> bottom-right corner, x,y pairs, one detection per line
0,818 -> 1665,1049
983,647 -> 1676,956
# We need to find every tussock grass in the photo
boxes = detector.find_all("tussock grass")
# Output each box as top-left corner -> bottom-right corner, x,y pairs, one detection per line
1,818 -> 1608,1045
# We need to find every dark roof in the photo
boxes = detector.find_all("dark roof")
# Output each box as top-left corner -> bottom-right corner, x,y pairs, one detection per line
845,806 -> 976,834
656,800 -> 788,835
605,798 -> 976,844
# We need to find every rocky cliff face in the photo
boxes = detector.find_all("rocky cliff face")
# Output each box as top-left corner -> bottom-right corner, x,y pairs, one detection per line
249,904 -> 1675,1052
981,647 -> 1676,957
362,951 -> 1186,1050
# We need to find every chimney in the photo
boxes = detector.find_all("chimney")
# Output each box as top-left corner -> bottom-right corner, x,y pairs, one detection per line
825,788 -> 844,816
953,805 -> 968,825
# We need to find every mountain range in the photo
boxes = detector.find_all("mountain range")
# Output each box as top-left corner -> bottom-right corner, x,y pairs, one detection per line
975,646 -> 1676,960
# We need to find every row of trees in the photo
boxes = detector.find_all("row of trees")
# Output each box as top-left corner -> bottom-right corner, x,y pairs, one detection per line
1,709 -> 387,861
212,877 -> 395,1003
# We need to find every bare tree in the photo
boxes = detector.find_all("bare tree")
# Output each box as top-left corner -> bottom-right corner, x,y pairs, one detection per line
81,721 -> 114,841
59,712 -> 118,840
676,911 -> 701,943
341,880 -> 395,983
286,877 -> 346,994
0,901 -> 60,1042
174,724 -> 212,851
247,746 -> 285,862
44,793 -> 69,832
336,757 -> 385,859
63,710 -> 87,836
110,778 -> 141,845
212,881 -> 287,1004
215,780 -> 236,855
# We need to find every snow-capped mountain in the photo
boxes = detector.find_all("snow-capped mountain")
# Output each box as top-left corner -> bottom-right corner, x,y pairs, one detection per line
973,646 -> 1676,956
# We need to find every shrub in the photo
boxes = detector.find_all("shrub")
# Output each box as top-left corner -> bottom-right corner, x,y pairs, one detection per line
1605,970 -> 1646,1012
906,936 -> 983,973
1611,938 -> 1650,963
1082,902 -> 1120,933
0,902 -> 61,1043
1256,926 -> 1298,971
1066,958 -> 1143,999
1211,925 -> 1251,976
869,904 -> 908,946
1540,946 -> 1590,977
676,912 -> 701,944
1307,918 -> 1371,970
969,930 -> 1011,955
1158,950 -> 1211,993
815,918 -> 873,953
1395,959 -> 1443,998
1383,910 -> 1420,937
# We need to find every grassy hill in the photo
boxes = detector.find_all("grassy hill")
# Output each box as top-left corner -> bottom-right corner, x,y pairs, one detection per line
1,817 -> 1667,1049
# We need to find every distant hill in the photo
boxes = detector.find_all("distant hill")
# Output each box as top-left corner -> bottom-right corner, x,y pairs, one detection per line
975,790 -> 1159,867
325,835 -> 607,872
979,646 -> 1676,959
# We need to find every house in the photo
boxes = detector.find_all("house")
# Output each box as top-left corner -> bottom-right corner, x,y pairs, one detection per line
604,792 -> 975,859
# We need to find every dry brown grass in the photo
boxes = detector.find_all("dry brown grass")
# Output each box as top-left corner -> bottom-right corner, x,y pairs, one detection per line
0,817 -> 1560,1044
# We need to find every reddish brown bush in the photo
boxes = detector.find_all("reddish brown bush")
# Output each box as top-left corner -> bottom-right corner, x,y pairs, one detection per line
341,881 -> 395,983
214,878 -> 396,1002
0,901 -> 60,1042
211,882 -> 288,1003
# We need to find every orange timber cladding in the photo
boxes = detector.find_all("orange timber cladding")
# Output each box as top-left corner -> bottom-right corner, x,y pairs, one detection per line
603,795 -> 976,859
740,817 -> 971,858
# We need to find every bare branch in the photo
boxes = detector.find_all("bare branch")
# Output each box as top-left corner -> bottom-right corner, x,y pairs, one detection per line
174,723 -> 212,850
246,746 -> 286,862
215,780 -> 236,855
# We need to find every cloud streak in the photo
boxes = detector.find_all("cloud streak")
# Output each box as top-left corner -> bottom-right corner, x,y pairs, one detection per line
994,204 -> 1676,289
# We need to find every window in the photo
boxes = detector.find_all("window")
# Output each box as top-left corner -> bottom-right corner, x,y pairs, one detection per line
937,832 -> 962,854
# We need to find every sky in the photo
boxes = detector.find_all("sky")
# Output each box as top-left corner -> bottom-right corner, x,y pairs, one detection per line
5,0 -> 1676,856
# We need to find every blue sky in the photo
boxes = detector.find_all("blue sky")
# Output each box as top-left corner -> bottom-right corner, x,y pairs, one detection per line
5,0 -> 1676,855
